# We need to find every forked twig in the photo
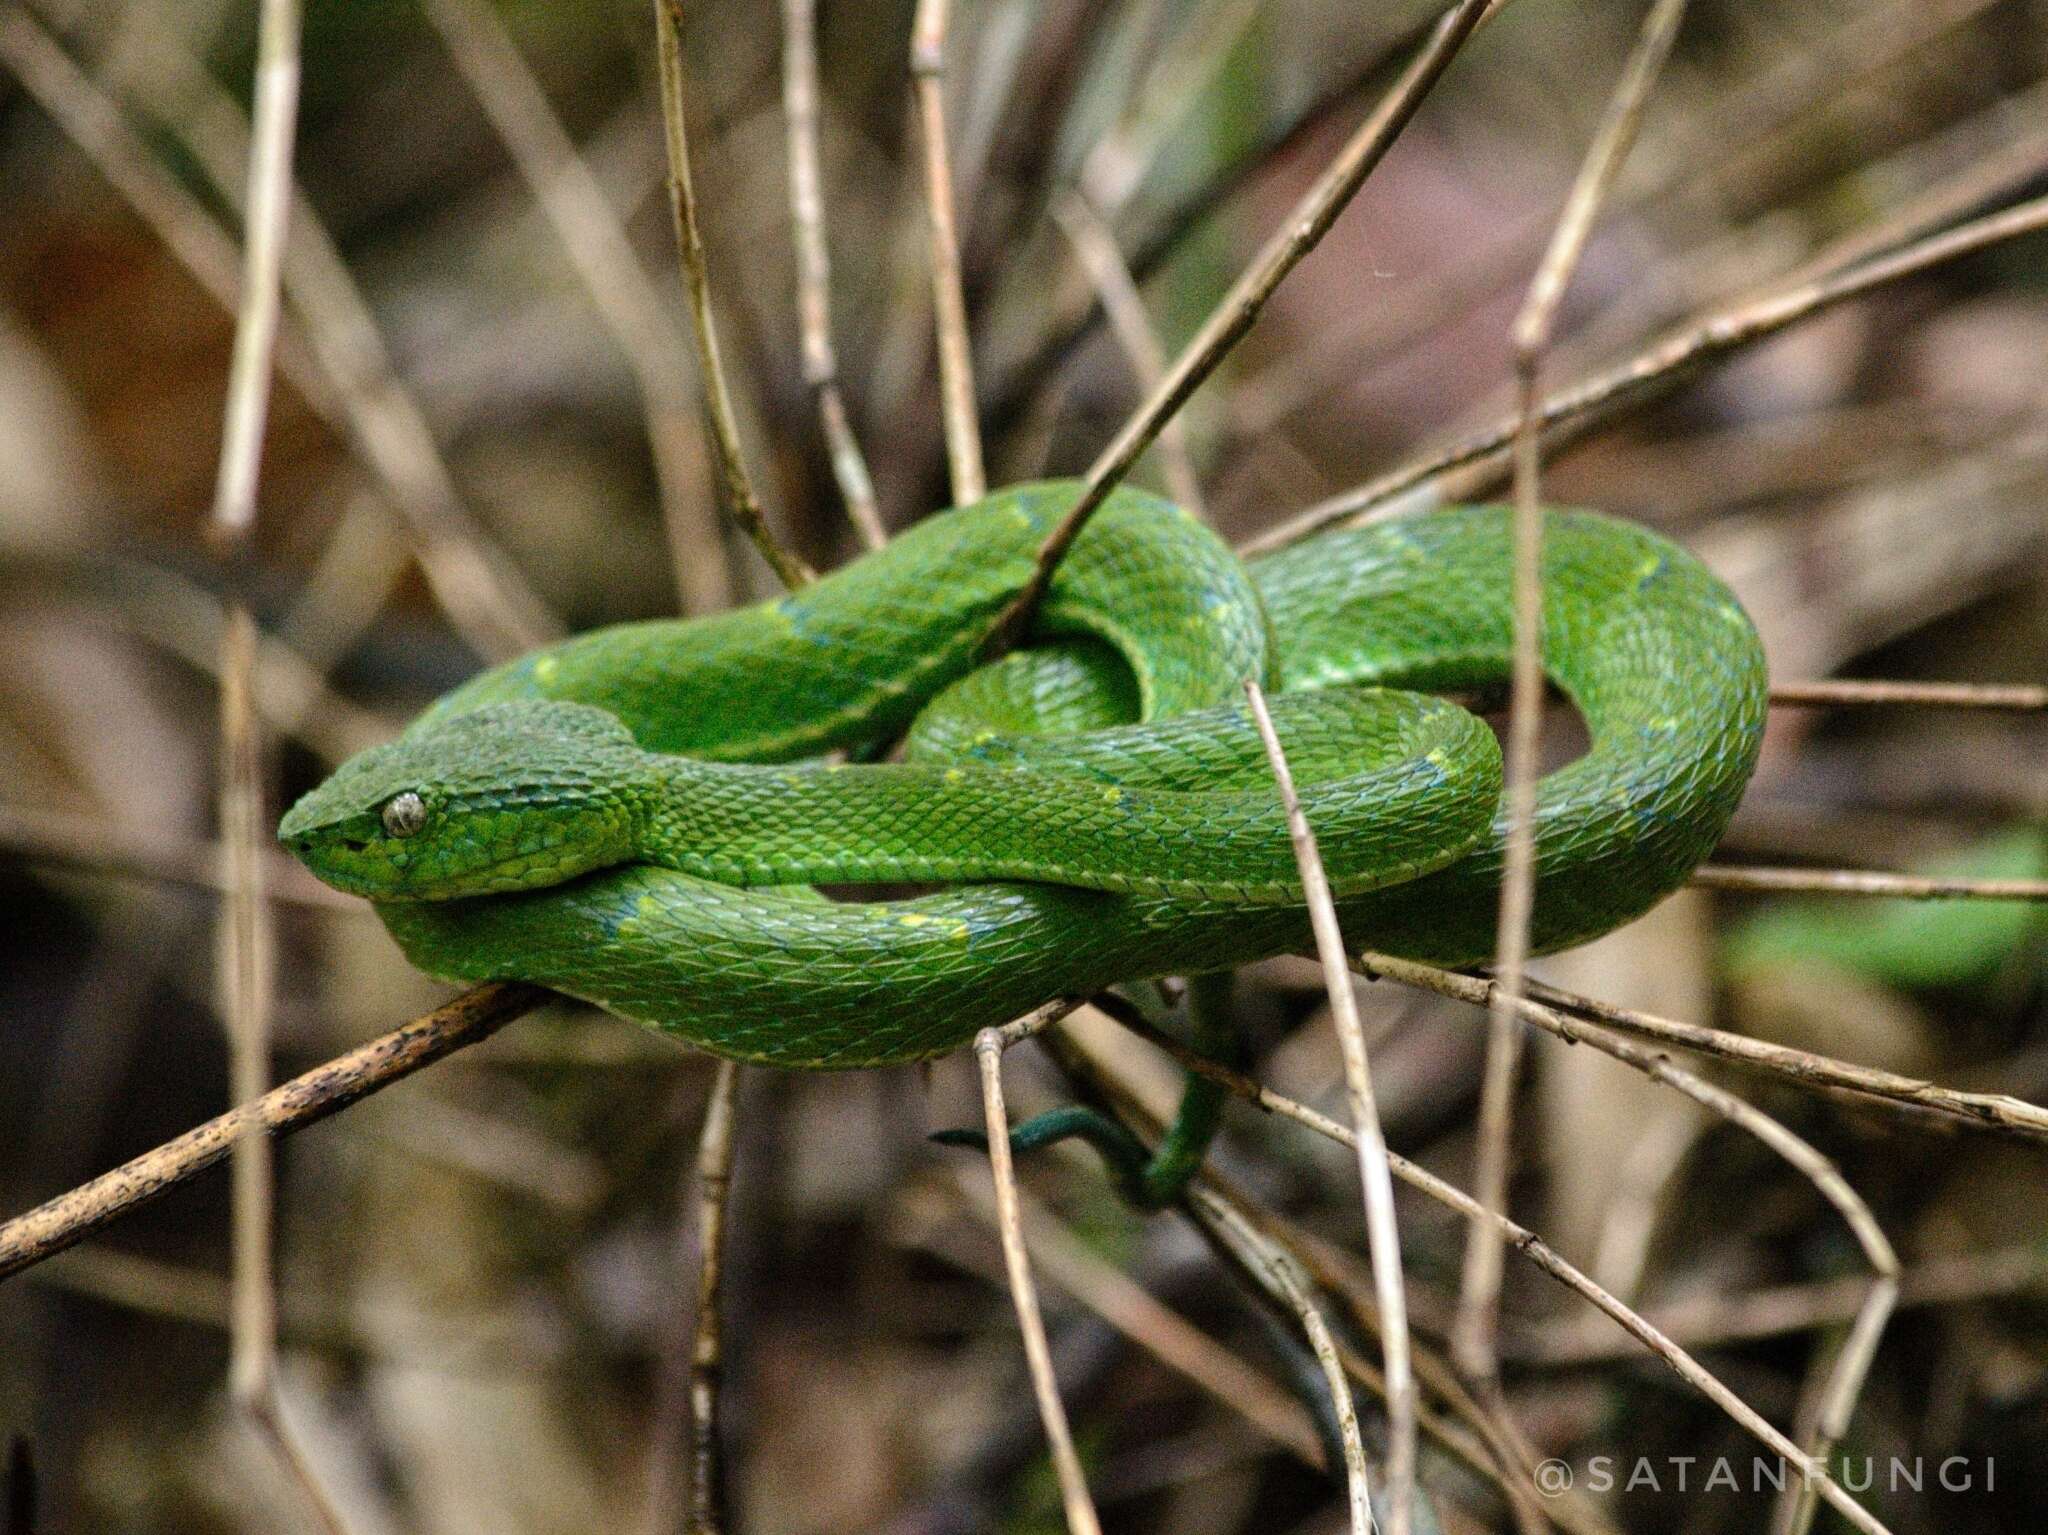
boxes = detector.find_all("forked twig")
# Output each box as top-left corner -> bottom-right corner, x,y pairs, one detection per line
1458,0 -> 1692,1388
911,0 -> 986,505
654,0 -> 814,591
782,0 -> 884,545
1243,681 -> 1415,1535
972,1002 -> 1099,1535
985,0 -> 1492,653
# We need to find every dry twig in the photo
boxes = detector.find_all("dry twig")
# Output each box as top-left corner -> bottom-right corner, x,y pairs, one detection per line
686,1060 -> 739,1535
1188,1184 -> 1374,1535
972,1002 -> 1100,1535
202,1 -> 352,1523
1769,679 -> 2048,711
0,984 -> 545,1282
1692,866 -> 2048,900
782,0 -> 884,545
1243,681 -> 1415,1535
654,0 -> 814,590
910,0 -> 986,505
1458,0 -> 1691,1389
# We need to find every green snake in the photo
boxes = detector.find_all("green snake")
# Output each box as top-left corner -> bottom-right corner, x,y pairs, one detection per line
280,482 -> 1765,1194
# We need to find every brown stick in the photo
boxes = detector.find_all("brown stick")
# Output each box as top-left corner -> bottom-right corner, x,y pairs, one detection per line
1244,681 -> 1415,1535
973,1002 -> 1101,1535
0,984 -> 545,1284
686,1060 -> 740,1535
1769,679 -> 2048,711
654,0 -> 814,591
1691,866 -> 2048,900
781,0 -> 884,546
911,0 -> 986,506
1458,0 -> 1692,1390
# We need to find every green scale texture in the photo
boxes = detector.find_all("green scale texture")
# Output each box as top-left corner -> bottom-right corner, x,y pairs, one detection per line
279,484 -> 1768,1068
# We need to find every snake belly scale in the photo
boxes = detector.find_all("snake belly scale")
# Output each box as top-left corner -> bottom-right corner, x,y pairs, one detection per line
280,482 -> 1767,1069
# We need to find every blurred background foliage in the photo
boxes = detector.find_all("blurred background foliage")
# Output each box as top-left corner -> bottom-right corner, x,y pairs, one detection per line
0,0 -> 2043,1531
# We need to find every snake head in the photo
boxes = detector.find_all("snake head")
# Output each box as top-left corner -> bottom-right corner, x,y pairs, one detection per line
278,701 -> 649,900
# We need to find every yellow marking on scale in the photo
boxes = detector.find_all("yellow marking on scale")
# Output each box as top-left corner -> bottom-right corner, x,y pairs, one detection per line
943,768 -> 965,783
534,655 -> 560,684
1101,786 -> 1126,805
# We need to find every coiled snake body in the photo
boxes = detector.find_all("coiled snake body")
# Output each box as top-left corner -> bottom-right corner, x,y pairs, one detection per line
281,483 -> 1766,1075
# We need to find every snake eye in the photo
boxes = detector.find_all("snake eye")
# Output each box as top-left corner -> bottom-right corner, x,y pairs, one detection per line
381,792 -> 427,838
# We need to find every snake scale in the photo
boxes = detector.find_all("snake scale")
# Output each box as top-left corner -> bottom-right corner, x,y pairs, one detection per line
281,482 -> 1767,1081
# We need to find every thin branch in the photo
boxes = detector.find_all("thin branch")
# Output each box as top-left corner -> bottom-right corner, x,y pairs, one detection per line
1188,1184 -> 1373,1535
1365,947 -> 1905,1508
222,607 -> 346,1532
654,0 -> 814,591
1256,189 -> 2048,548
911,0 -> 986,505
973,1006 -> 1101,1535
1243,681 -> 1414,1535
984,0 -> 1492,654
1515,977 -> 2048,1143
1770,679 -> 2048,710
0,983 -> 545,1283
203,2 -> 351,1523
781,0 -> 884,546
1091,1041 -> 1894,1535
1691,866 -> 2048,900
1103,967 -> 1905,1533
1050,192 -> 1204,516
205,3 -> 300,547
1460,0 -> 1691,1390
686,1060 -> 740,1535
1533,1006 -> 1899,1535
422,0 -> 727,612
